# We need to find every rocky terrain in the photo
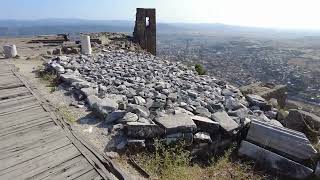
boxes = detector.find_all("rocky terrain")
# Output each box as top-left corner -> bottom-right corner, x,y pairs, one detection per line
42,33 -> 320,179
2,32 -> 320,179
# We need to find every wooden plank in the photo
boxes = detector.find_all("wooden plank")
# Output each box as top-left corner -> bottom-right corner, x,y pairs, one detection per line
32,156 -> 95,180
0,94 -> 34,105
0,144 -> 81,179
0,130 -> 66,158
0,83 -> 24,90
0,106 -> 45,119
0,104 -> 42,116
0,110 -> 49,127
0,86 -> 30,100
0,96 -> 38,113
0,117 -> 52,136
74,169 -> 103,180
0,136 -> 71,171
0,129 -> 63,154
0,122 -> 60,148
246,120 -> 318,163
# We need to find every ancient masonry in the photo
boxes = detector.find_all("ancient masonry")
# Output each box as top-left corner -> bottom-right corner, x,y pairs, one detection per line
133,8 -> 156,55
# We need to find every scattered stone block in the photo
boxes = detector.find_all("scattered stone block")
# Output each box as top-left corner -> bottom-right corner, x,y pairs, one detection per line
246,120 -> 318,164
105,110 -> 126,123
245,94 -> 267,107
155,114 -> 197,134
125,122 -> 165,138
211,111 -> 239,134
86,95 -> 118,118
238,141 -> 313,180
165,133 -> 193,145
127,104 -> 150,118
240,82 -> 287,108
81,87 -> 98,97
118,112 -> 138,123
284,109 -> 320,143
191,115 -> 219,133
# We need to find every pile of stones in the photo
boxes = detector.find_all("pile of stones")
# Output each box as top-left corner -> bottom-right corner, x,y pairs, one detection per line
46,48 -> 320,179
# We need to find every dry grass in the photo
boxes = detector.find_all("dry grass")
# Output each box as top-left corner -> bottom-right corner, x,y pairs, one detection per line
35,65 -> 58,93
134,142 -> 266,180
57,106 -> 77,123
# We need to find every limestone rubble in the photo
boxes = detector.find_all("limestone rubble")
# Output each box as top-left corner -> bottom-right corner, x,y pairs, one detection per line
45,45 -> 320,179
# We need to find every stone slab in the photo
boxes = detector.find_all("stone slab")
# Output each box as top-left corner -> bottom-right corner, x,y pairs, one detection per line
238,141 -> 313,179
155,114 -> 197,134
247,120 -> 318,164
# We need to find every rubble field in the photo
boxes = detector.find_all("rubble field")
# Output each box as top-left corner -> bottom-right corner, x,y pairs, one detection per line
44,34 -> 320,179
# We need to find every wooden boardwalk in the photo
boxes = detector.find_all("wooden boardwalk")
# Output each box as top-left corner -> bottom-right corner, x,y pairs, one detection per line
0,61 -> 116,180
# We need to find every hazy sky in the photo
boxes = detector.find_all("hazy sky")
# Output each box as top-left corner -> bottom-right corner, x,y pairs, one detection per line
1,0 -> 320,29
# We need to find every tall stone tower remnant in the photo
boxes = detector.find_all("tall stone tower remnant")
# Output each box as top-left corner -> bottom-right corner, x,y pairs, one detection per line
133,8 -> 156,55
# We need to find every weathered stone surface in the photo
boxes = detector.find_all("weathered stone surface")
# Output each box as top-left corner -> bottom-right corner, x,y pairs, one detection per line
87,95 -> 118,117
119,112 -> 139,123
195,107 -> 211,117
155,114 -> 197,134
240,82 -> 287,108
315,161 -> 320,178
191,115 -> 219,133
246,120 -> 318,163
211,111 -> 239,134
238,141 -> 313,180
127,104 -> 150,118
127,139 -> 146,150
105,110 -> 126,123
134,96 -> 146,105
284,109 -> 320,143
81,87 -> 98,97
245,94 -> 267,107
194,132 -> 212,143
166,133 -> 193,145
125,122 -> 165,138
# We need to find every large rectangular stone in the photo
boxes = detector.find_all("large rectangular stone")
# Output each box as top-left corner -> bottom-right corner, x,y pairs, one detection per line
211,111 -> 239,134
155,114 -> 197,134
191,115 -> 219,133
125,122 -> 165,138
238,141 -> 313,179
247,120 -> 317,163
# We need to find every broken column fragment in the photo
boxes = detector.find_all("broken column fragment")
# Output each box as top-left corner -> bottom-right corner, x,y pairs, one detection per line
81,35 -> 92,55
238,141 -> 313,179
3,45 -> 18,58
246,120 -> 318,164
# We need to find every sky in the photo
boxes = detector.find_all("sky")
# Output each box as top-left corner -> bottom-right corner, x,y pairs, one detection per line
1,0 -> 320,30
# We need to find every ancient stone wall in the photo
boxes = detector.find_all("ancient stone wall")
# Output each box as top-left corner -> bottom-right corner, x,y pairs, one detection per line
133,8 -> 156,55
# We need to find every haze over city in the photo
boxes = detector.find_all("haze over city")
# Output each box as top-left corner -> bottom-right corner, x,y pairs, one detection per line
1,0 -> 320,30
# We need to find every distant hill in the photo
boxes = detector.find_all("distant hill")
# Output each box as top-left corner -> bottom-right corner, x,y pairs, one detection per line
0,19 -> 320,38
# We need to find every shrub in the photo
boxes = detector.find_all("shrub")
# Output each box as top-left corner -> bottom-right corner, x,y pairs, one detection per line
35,65 -> 59,87
195,64 -> 206,75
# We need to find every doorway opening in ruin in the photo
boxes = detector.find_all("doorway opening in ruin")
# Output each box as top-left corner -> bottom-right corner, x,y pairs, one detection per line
146,17 -> 150,27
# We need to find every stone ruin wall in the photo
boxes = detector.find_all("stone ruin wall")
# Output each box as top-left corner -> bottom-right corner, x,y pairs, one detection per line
133,8 -> 156,55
